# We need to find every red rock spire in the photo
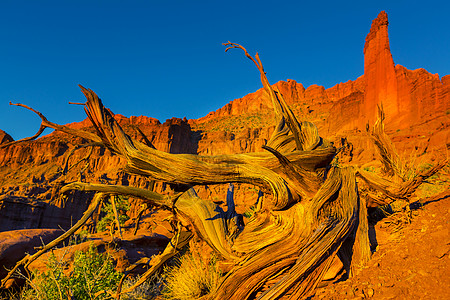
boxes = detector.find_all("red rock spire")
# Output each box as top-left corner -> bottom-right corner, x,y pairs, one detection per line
364,11 -> 389,54
363,11 -> 398,126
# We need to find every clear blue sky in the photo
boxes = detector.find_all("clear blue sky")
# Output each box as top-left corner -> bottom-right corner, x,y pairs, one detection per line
1,0 -> 449,140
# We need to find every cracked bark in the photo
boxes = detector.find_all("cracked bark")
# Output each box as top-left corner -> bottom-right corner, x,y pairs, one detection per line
1,43 -> 445,299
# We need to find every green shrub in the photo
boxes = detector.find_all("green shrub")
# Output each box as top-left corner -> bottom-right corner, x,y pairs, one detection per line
20,244 -> 122,300
97,195 -> 130,233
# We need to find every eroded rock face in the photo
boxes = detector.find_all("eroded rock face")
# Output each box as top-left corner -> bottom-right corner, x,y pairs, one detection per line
395,66 -> 449,127
0,115 -> 195,231
0,229 -> 64,282
0,11 -> 448,234
191,79 -> 363,127
0,130 -> 13,145
361,11 -> 449,131
363,11 -> 398,126
0,196 -> 46,231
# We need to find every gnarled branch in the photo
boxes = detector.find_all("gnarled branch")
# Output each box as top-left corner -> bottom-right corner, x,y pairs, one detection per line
0,192 -> 107,288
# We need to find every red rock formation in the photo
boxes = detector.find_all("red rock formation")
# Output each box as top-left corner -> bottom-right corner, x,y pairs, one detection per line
363,11 -> 398,126
327,11 -> 449,135
0,114 -> 195,231
0,130 -> 13,145
395,66 -> 449,126
362,11 -> 449,130
0,229 -> 63,285
326,77 -> 365,102
193,79 -> 354,124
0,11 -> 448,234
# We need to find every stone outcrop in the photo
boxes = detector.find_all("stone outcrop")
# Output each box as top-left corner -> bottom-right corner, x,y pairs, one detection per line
0,116 -> 195,231
363,11 -> 398,126
0,196 -> 46,231
0,229 -> 64,286
0,130 -> 13,145
394,66 -> 449,127
0,11 -> 448,233
192,78 -> 364,126
361,11 -> 449,131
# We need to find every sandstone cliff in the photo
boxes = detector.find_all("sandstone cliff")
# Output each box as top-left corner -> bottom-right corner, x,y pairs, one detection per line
0,11 -> 448,231
0,130 -> 13,145
363,11 -> 398,126
0,116 -> 195,231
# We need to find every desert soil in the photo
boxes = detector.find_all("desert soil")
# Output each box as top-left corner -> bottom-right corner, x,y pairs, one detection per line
310,195 -> 450,300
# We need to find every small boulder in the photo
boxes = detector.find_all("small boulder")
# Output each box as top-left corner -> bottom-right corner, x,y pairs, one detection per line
0,228 -> 63,280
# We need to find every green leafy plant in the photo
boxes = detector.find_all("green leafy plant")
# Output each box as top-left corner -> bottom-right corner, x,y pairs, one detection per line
97,195 -> 130,233
20,244 -> 122,300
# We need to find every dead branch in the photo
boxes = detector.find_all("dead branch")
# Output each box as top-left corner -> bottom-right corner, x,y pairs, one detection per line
130,124 -> 155,149
0,101 -> 103,150
115,226 -> 193,299
61,182 -> 181,209
111,195 -> 123,239
223,42 -> 321,152
1,42 -> 444,300
357,160 -> 447,206
62,142 -> 103,175
132,203 -> 148,235
368,104 -> 406,179
0,193 -> 107,288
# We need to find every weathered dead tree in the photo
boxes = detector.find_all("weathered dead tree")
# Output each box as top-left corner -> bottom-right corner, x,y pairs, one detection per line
0,43 -> 446,299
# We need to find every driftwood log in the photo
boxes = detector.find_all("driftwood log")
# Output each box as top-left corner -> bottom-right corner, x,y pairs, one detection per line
0,43 -> 445,299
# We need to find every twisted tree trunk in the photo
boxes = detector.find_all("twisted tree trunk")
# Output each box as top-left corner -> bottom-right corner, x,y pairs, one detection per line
0,43 -> 445,299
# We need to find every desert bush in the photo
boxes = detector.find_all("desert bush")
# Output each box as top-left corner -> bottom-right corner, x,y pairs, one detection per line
20,244 -> 122,300
415,165 -> 450,199
97,195 -> 130,233
161,251 -> 222,300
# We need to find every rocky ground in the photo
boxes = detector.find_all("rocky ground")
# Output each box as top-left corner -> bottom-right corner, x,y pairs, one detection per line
310,193 -> 450,300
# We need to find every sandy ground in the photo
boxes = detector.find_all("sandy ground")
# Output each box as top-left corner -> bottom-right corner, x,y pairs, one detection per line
310,195 -> 450,300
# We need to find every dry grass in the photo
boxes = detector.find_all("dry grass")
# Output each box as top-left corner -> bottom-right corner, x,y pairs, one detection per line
161,250 -> 222,300
121,274 -> 164,300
